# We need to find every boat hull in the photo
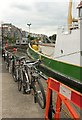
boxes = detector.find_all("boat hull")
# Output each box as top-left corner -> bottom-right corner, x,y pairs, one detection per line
27,45 -> 82,92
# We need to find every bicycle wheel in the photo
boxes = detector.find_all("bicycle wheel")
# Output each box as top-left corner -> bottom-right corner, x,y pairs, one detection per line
18,71 -> 22,91
5,62 -> 8,70
33,77 -> 46,109
23,72 -> 30,94
12,67 -> 18,82
18,79 -> 22,91
9,60 -> 12,73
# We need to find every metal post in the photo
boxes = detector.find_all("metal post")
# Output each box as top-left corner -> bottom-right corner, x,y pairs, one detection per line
1,24 -> 3,49
48,90 -> 53,120
27,23 -> 31,43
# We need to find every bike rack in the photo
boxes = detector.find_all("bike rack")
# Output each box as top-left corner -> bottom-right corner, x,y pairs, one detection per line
45,77 -> 82,120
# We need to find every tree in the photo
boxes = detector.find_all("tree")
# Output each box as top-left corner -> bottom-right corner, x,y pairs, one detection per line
49,34 -> 56,44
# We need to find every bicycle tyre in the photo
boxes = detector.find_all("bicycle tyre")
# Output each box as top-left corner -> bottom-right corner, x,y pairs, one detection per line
18,79 -> 22,91
5,61 -> 9,70
12,67 -> 18,82
23,72 -> 31,94
23,72 -> 28,94
9,60 -> 12,73
33,78 -> 46,109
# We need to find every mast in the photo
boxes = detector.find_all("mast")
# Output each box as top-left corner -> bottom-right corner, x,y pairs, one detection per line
68,0 -> 72,29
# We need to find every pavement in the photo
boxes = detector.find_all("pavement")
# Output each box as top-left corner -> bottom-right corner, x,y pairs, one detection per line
0,52 -> 2,119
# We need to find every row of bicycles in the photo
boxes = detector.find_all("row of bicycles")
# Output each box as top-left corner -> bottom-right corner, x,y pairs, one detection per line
3,49 -> 46,109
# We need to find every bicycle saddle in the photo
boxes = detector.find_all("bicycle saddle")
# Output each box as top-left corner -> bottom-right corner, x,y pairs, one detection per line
26,60 -> 35,64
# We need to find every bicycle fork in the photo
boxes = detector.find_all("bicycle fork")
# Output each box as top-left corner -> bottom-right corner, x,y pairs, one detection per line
24,72 -> 31,93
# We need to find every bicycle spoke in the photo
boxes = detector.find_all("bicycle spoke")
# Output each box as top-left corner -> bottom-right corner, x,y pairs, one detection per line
33,79 -> 46,109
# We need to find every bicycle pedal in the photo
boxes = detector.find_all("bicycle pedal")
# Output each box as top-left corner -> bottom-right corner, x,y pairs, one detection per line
37,91 -> 41,94
13,75 -> 15,78
26,89 -> 31,93
26,81 -> 29,83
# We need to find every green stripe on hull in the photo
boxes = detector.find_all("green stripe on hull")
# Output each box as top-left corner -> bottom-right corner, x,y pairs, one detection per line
28,47 -> 81,83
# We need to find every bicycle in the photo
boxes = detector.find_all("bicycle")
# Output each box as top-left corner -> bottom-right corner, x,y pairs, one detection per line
17,56 -> 27,91
5,51 -> 11,71
18,58 -> 46,109
11,55 -> 20,82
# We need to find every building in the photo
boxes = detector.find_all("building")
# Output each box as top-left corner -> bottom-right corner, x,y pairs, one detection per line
1,23 -> 22,45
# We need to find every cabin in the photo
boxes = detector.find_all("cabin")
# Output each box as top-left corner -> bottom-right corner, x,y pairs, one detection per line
20,38 -> 28,45
16,38 -> 28,45
16,40 -> 20,45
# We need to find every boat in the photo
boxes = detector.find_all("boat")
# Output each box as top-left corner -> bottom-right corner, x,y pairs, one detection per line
27,0 -> 82,92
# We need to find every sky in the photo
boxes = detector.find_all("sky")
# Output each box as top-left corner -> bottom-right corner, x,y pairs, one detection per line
0,0 -> 80,36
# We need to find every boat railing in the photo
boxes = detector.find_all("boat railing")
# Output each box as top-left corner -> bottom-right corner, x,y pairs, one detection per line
58,23 -> 80,34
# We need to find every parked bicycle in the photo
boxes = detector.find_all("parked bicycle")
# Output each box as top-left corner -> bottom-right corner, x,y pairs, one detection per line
17,56 -> 27,91
3,49 -> 46,109
4,49 -> 18,81
5,50 -> 12,71
11,55 -> 20,82
18,58 -> 46,109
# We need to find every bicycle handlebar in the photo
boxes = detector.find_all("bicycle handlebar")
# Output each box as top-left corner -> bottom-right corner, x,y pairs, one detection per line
24,59 -> 41,68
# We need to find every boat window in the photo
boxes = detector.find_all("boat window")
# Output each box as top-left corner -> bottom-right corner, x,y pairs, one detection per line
61,50 -> 63,54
